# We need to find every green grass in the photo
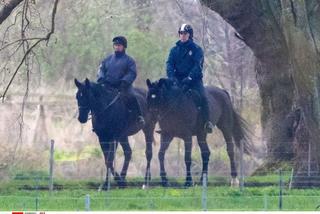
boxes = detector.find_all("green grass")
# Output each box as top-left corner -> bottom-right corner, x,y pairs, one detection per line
1,178 -> 320,211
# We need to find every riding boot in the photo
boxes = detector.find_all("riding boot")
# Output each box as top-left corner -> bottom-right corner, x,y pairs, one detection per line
127,96 -> 145,128
201,97 -> 213,133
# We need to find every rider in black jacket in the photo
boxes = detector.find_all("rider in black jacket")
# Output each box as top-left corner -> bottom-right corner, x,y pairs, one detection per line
166,24 -> 214,133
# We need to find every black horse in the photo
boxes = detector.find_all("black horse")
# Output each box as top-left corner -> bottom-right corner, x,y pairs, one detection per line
75,78 -> 156,189
146,78 -> 252,187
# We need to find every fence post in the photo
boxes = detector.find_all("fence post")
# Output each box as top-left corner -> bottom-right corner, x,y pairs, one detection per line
107,168 -> 111,191
177,140 -> 181,177
263,193 -> 268,211
49,139 -> 55,192
202,173 -> 208,211
35,177 -> 39,211
240,139 -> 244,192
289,168 -> 294,190
308,141 -> 311,176
35,197 -> 39,211
85,194 -> 90,211
279,169 -> 283,210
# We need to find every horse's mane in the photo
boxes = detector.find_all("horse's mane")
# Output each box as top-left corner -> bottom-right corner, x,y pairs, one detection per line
90,81 -> 119,96
160,78 -> 197,99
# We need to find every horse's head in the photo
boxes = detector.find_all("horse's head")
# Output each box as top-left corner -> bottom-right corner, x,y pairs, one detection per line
74,78 -> 94,123
75,78 -> 120,123
146,78 -> 180,111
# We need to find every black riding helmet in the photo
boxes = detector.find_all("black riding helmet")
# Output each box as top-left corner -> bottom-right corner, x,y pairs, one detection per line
178,24 -> 193,39
112,36 -> 127,48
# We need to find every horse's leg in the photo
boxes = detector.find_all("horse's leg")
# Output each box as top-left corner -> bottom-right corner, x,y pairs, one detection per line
182,135 -> 193,187
197,132 -> 211,184
118,136 -> 132,188
158,133 -> 173,187
98,140 -> 110,190
98,139 -> 120,190
143,127 -> 154,188
222,129 -> 239,187
105,140 -> 122,188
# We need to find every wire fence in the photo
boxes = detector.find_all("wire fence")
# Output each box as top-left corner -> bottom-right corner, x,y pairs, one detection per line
1,170 -> 320,211
1,139 -> 320,211
1,187 -> 320,211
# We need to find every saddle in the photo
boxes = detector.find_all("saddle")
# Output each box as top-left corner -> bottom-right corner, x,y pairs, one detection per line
102,82 -> 143,124
185,88 -> 202,111
173,81 -> 202,111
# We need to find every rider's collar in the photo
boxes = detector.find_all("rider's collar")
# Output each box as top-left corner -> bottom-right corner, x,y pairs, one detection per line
114,50 -> 126,58
176,39 -> 193,47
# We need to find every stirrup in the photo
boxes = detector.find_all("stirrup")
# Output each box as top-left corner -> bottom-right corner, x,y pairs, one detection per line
204,121 -> 213,133
137,116 -> 145,127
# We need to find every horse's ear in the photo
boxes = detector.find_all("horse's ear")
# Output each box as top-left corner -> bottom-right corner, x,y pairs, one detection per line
85,78 -> 90,88
146,79 -> 152,88
74,78 -> 82,88
159,78 -> 170,89
158,78 -> 165,87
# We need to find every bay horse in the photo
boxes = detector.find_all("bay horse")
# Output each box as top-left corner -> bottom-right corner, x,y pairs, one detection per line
146,78 -> 252,187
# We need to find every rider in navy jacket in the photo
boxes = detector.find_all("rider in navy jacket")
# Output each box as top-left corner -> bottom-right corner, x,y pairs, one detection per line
166,24 -> 214,133
166,39 -> 203,81
97,36 -> 145,127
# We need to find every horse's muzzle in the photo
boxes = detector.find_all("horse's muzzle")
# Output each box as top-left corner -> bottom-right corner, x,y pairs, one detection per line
78,116 -> 88,123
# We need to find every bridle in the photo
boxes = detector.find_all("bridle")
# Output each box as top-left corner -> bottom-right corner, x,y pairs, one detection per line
149,86 -> 184,122
77,90 -> 121,120
95,92 -> 121,116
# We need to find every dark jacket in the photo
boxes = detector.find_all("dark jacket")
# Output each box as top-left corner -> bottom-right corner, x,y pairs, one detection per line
166,39 -> 204,81
97,52 -> 137,86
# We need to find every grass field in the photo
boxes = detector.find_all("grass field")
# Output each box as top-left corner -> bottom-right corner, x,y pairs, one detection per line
1,175 -> 320,211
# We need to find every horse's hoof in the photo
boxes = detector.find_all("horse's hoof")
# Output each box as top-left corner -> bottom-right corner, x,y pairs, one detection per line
143,178 -> 151,189
144,174 -> 152,186
98,182 -> 110,191
98,184 -> 103,192
119,184 -> 127,189
163,183 -> 170,188
118,181 -> 127,189
116,177 -> 127,189
184,181 -> 193,188
161,179 -> 169,187
231,177 -> 240,187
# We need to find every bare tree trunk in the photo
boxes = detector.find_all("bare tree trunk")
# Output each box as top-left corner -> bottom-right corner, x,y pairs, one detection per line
202,0 -> 296,160
201,0 -> 320,186
224,22 -> 237,105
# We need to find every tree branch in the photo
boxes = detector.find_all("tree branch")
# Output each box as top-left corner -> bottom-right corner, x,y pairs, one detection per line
0,0 -> 59,102
0,0 -> 24,25
0,37 -> 44,51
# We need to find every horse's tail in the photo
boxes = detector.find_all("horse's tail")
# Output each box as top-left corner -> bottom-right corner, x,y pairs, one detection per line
232,110 -> 253,155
